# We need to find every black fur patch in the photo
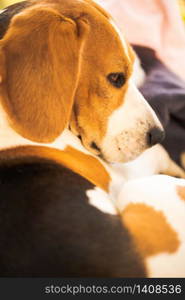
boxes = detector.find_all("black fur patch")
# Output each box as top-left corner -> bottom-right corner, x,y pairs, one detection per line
0,156 -> 146,277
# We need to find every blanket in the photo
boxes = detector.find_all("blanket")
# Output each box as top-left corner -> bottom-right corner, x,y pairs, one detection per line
133,45 -> 185,167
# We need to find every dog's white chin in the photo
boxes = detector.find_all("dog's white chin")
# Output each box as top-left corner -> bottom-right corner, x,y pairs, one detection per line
101,144 -> 148,164
100,128 -> 150,163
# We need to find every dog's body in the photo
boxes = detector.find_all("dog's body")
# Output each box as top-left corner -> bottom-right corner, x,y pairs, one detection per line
0,0 -> 185,277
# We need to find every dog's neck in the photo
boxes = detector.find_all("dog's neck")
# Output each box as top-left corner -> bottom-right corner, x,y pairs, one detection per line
0,102 -> 87,151
0,102 -> 126,191
0,103 -> 133,201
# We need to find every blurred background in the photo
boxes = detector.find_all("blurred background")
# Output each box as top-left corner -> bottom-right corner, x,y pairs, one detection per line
1,0 -> 185,21
1,0 -> 22,8
180,0 -> 185,21
1,0 -> 185,23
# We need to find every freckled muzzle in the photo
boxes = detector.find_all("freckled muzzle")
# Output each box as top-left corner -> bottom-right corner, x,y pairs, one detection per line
100,82 -> 164,163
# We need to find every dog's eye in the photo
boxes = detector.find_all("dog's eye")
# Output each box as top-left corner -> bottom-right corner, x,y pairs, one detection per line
107,72 -> 126,88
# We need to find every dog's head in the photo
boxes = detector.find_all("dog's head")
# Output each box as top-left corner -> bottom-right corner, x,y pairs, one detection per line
0,0 -> 164,163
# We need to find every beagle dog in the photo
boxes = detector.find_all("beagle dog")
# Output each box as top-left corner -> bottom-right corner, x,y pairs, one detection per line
0,0 -> 185,278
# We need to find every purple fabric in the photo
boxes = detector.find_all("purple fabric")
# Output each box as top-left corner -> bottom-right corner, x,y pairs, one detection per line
133,45 -> 185,166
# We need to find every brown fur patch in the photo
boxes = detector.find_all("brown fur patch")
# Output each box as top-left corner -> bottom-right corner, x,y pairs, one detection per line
177,185 -> 185,202
122,203 -> 179,257
0,145 -> 110,191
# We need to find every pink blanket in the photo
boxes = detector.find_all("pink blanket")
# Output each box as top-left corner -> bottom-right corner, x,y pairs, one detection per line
98,0 -> 185,81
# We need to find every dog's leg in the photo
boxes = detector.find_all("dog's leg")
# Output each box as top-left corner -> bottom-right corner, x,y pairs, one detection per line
157,145 -> 185,178
111,144 -> 185,180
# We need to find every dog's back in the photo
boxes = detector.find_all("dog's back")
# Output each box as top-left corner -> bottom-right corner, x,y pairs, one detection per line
0,153 -> 146,277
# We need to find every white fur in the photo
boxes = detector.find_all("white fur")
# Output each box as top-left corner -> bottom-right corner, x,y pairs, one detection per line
131,53 -> 146,87
110,144 -> 176,181
106,81 -> 160,136
87,187 -> 117,215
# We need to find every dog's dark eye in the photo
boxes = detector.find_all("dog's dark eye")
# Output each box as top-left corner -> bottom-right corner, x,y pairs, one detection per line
107,72 -> 126,88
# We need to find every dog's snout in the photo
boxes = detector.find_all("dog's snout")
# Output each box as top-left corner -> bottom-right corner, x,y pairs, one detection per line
147,127 -> 165,147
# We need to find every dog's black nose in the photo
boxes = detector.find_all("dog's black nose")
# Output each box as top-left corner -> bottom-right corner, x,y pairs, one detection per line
147,127 -> 165,147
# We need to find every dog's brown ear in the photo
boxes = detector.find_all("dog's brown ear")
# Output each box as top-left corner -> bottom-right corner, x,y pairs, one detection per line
0,7 -> 88,142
